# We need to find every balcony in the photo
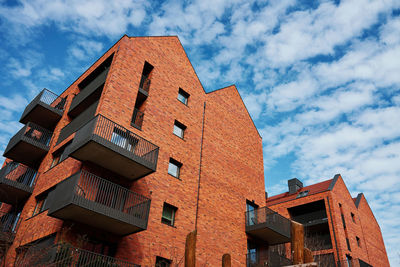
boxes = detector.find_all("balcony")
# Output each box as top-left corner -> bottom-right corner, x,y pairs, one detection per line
20,89 -> 66,129
292,210 -> 328,226
246,251 -> 292,267
338,258 -> 372,267
16,243 -> 139,267
0,162 -> 37,205
48,170 -> 151,236
68,68 -> 108,118
131,108 -> 144,130
245,207 -> 291,245
68,115 -> 159,180
0,211 -> 21,244
3,122 -> 52,168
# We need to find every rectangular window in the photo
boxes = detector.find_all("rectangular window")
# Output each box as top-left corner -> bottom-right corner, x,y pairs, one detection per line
351,212 -> 356,223
111,128 -> 137,152
156,256 -> 171,267
246,200 -> 258,226
161,203 -> 177,226
177,88 -> 189,105
49,141 -> 72,169
356,236 -> 361,247
32,189 -> 54,216
173,120 -> 186,139
168,158 -> 182,178
341,213 -> 346,229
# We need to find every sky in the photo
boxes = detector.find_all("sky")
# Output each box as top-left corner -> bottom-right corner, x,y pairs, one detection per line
0,0 -> 399,264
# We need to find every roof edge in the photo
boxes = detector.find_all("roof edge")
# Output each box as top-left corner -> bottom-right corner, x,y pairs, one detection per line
355,193 -> 363,208
328,174 -> 341,191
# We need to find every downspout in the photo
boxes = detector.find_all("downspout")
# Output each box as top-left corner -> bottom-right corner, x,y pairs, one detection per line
195,102 -> 206,231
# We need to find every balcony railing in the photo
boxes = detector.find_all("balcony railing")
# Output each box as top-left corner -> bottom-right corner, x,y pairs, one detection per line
3,122 -> 52,168
0,211 -> 21,244
68,67 -> 108,118
246,251 -> 292,267
20,89 -> 66,129
48,170 -> 151,235
245,207 -> 291,245
16,243 -> 139,267
0,162 -> 37,204
292,210 -> 328,226
131,108 -> 144,129
68,114 -> 159,180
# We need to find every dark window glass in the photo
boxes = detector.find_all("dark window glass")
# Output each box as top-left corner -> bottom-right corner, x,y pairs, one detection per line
156,256 -> 171,267
161,203 -> 177,226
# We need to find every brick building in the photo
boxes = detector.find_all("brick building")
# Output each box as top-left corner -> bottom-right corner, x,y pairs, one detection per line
0,35 -> 277,266
266,175 -> 390,267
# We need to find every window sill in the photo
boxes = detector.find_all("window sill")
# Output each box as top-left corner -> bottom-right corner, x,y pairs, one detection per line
168,173 -> 182,180
161,222 -> 177,228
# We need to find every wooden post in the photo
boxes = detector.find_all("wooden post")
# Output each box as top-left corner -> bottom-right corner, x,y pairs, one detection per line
291,221 -> 304,264
185,231 -> 196,267
222,254 -> 231,267
304,247 -> 314,263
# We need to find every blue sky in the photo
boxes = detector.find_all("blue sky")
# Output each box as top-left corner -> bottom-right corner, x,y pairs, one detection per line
0,0 -> 399,264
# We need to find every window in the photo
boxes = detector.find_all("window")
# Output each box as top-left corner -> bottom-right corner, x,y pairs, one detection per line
346,238 -> 351,251
341,213 -> 346,229
49,141 -> 72,169
173,120 -> 186,139
156,256 -> 171,267
296,190 -> 309,198
32,189 -> 54,216
356,236 -> 361,247
161,203 -> 177,226
177,88 -> 189,105
168,158 -> 182,178
351,212 -> 356,223
111,128 -> 137,152
246,200 -> 258,226
346,255 -> 352,267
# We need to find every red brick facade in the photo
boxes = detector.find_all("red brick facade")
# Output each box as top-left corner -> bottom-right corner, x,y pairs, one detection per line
266,175 -> 390,267
0,36 -> 266,266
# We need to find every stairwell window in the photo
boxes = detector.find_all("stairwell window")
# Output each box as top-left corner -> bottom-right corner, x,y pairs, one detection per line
177,88 -> 189,105
173,120 -> 186,139
156,256 -> 172,267
161,203 -> 177,226
168,158 -> 182,178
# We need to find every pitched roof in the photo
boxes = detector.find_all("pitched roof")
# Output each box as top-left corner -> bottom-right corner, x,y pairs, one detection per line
266,178 -> 334,206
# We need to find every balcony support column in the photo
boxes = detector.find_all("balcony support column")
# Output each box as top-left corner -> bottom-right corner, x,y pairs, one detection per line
291,221 -> 304,264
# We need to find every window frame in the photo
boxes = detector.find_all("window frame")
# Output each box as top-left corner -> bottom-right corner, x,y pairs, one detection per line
173,120 -> 186,139
177,88 -> 189,105
156,256 -> 172,267
161,203 -> 177,227
168,158 -> 182,178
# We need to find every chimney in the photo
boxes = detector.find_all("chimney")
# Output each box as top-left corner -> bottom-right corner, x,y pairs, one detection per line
288,178 -> 303,194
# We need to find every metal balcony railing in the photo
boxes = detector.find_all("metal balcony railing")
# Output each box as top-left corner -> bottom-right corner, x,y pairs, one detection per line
245,206 -> 291,244
16,243 -> 139,267
69,114 -> 159,179
131,108 -> 144,129
3,122 -> 52,167
0,162 -> 37,204
48,170 -> 151,235
20,89 -> 66,128
0,211 -> 21,243
246,251 -> 292,267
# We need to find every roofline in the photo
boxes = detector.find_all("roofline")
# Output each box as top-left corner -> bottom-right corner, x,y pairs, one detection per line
355,193 -> 363,208
328,174 -> 341,191
266,189 -> 330,207
206,85 -> 262,139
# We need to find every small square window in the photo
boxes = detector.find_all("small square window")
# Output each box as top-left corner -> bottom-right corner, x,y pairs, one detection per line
173,120 -> 186,139
296,190 -> 309,198
356,236 -> 361,247
351,212 -> 356,223
156,256 -> 172,267
168,158 -> 182,178
177,88 -> 189,105
161,203 -> 177,226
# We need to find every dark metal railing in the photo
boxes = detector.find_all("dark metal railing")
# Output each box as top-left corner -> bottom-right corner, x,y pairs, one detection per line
0,161 -> 37,190
21,89 -> 65,117
246,251 -> 292,267
16,243 -> 139,267
131,108 -> 144,129
313,253 -> 336,267
0,211 -> 21,243
4,122 -> 53,154
245,206 -> 291,237
73,170 -> 151,221
139,74 -> 151,93
76,115 -> 158,166
292,210 -> 328,225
